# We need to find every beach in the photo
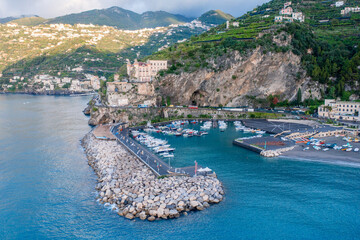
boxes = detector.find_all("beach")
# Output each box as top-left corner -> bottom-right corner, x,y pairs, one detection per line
281,136 -> 360,166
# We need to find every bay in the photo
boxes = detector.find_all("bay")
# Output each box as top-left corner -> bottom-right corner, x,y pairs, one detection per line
0,94 -> 359,240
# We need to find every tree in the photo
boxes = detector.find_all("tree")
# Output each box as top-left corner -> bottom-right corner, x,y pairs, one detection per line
297,88 -> 302,106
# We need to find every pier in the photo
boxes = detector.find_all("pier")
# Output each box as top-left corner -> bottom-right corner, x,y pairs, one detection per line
110,124 -> 200,177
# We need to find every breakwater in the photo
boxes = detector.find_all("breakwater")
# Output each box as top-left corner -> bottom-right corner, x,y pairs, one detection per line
81,133 -> 224,221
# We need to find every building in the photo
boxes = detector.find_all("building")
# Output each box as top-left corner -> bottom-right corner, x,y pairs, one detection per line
127,59 -> 168,82
280,7 -> 293,15
106,81 -> 156,107
318,99 -> 360,121
335,1 -> 344,7
226,21 -> 240,29
275,2 -> 304,23
292,12 -> 305,22
341,6 -> 360,15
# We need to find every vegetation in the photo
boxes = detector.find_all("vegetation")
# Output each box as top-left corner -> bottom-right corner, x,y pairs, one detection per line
149,0 -> 360,100
198,10 -> 234,25
47,7 -> 193,30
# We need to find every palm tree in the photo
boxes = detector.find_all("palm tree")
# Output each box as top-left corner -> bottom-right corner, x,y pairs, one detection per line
324,106 -> 333,119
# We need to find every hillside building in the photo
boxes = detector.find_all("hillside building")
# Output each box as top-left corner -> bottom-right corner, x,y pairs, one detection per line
106,81 -> 156,107
335,1 -> 344,7
275,2 -> 304,23
280,7 -> 293,15
126,59 -> 168,82
318,99 -> 360,121
341,6 -> 360,15
226,21 -> 240,29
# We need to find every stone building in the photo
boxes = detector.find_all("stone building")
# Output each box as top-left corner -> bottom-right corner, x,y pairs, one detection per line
318,99 -> 360,121
127,59 -> 168,82
106,81 -> 156,107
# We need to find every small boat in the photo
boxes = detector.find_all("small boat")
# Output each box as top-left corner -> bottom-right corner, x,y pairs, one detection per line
163,153 -> 174,158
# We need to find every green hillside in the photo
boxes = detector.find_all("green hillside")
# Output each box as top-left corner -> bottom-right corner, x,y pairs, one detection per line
9,17 -> 47,26
198,10 -> 234,25
150,0 -> 360,99
46,7 -> 194,30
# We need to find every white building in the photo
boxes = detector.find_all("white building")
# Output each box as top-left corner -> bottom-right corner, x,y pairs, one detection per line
318,99 -> 360,121
335,1 -> 344,7
341,6 -> 360,15
292,12 -> 305,22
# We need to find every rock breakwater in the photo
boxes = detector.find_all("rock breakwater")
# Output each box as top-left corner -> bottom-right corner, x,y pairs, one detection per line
260,146 -> 296,157
81,133 -> 224,221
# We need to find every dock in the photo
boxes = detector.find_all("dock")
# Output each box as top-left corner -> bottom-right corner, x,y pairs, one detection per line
111,124 -> 201,177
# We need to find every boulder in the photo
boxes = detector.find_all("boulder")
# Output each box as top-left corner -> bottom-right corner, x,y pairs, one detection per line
125,213 -> 134,220
190,201 -> 199,208
139,211 -> 147,220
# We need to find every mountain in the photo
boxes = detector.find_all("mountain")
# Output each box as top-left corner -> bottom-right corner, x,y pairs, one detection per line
46,7 -> 194,30
146,0 -> 360,108
0,15 -> 38,24
198,10 -> 234,25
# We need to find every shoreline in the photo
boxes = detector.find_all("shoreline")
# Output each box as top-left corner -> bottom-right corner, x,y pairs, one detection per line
81,132 -> 224,221
0,90 -> 96,96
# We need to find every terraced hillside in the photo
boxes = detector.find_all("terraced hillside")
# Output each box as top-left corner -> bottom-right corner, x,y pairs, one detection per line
150,0 -> 360,104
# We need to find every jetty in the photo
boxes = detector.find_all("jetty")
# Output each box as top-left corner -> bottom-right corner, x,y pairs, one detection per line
81,130 -> 224,221
110,124 -> 203,177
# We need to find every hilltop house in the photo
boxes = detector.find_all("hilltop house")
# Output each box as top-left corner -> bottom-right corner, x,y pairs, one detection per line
318,99 -> 360,121
127,59 -> 168,82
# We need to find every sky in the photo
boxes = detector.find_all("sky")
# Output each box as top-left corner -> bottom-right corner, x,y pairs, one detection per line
0,0 -> 269,19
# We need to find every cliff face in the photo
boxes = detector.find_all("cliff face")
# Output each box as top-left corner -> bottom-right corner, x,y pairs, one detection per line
155,47 -> 321,107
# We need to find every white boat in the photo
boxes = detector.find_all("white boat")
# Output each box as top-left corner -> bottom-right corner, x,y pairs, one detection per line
354,148 -> 359,152
162,153 -> 174,158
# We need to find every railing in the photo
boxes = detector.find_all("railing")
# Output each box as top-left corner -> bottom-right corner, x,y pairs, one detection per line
111,125 -> 173,177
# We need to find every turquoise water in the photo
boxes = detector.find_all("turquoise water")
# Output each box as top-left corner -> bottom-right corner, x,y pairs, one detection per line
1,94 -> 360,240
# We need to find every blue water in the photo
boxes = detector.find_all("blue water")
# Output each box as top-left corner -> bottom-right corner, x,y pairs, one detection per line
1,94 -> 360,240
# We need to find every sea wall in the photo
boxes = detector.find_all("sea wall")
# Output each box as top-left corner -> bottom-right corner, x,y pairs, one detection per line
88,106 -> 249,126
81,133 -> 224,221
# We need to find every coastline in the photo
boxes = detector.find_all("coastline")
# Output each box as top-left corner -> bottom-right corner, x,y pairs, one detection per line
0,90 -> 96,96
81,132 -> 224,221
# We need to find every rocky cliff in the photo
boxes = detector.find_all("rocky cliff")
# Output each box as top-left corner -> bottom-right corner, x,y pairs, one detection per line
155,46 -> 321,107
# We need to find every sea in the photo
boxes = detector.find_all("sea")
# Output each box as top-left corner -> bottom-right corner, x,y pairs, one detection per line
0,94 -> 360,240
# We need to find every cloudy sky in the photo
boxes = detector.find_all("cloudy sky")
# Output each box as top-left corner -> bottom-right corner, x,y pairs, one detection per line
0,0 -> 269,18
